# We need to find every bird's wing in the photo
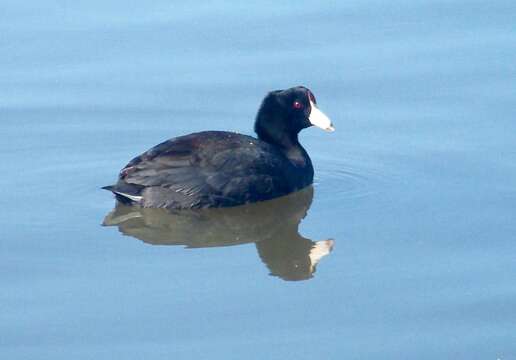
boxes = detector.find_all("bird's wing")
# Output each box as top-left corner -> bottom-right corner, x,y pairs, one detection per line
115,132 -> 288,207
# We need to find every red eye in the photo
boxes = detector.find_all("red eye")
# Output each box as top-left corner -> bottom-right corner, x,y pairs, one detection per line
293,101 -> 303,109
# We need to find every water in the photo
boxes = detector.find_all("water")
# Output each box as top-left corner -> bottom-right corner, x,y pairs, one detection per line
1,1 -> 516,359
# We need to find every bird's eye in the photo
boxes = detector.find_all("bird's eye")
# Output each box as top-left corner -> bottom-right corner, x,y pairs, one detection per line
293,101 -> 304,110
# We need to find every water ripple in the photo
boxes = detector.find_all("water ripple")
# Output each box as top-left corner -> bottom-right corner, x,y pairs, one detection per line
313,156 -> 399,202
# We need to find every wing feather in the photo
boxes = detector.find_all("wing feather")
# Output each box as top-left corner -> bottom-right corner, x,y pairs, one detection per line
111,131 -> 289,208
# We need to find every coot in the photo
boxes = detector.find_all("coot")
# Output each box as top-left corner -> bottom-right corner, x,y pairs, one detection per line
103,86 -> 334,209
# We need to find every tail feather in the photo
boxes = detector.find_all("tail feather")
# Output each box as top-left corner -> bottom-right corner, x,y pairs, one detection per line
102,183 -> 144,204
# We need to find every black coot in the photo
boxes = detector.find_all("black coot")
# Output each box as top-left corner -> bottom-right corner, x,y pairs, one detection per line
103,86 -> 334,209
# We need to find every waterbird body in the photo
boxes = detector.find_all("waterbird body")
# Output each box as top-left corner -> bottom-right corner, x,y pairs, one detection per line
103,86 -> 334,209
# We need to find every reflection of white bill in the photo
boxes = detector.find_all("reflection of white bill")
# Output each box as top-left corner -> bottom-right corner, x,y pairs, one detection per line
309,239 -> 335,271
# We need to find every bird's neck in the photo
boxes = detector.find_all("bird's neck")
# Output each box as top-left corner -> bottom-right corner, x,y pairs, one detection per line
282,136 -> 309,167
256,129 -> 309,167
255,112 -> 311,168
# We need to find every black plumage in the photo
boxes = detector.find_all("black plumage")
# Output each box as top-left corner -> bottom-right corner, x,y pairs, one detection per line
103,86 -> 334,209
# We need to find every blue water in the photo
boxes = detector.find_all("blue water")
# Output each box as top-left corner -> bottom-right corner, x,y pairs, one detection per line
1,1 -> 516,359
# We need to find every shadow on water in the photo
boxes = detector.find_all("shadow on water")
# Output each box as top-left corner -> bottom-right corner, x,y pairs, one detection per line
103,186 -> 334,281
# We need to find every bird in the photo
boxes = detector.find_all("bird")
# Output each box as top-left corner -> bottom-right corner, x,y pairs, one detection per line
103,86 -> 334,209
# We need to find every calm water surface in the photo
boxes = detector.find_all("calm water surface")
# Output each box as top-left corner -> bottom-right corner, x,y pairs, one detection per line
2,1 -> 516,359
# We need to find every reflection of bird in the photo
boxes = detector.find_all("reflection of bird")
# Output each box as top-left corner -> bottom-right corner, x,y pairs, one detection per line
103,186 -> 334,281
256,237 -> 334,282
103,86 -> 334,209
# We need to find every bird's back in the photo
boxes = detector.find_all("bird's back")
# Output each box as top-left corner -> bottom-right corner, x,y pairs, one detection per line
104,131 -> 312,209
